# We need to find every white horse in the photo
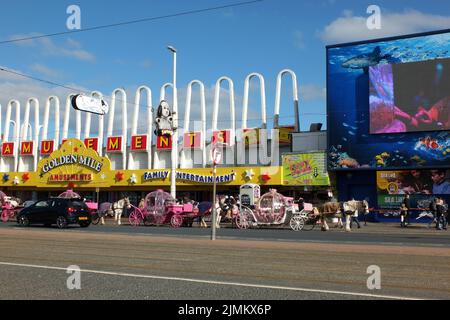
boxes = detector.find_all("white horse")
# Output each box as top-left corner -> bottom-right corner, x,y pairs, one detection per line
111,197 -> 131,225
343,200 -> 369,232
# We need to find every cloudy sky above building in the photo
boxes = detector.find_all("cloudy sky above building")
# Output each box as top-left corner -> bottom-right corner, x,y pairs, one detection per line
1,0 -> 450,136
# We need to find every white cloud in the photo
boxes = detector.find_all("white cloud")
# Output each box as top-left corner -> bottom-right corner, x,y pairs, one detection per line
320,9 -> 450,44
300,85 -> 326,101
30,64 -> 61,79
9,34 -> 95,62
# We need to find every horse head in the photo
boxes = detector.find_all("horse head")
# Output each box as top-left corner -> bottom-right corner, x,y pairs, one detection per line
123,197 -> 131,209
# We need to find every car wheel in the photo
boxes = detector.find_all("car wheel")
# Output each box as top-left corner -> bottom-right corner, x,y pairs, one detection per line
56,216 -> 68,229
18,216 -> 30,227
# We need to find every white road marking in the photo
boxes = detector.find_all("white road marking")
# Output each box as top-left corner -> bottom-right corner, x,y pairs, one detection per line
0,261 -> 422,300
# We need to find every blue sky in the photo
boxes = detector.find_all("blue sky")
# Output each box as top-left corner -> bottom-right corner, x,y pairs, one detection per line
1,0 -> 450,135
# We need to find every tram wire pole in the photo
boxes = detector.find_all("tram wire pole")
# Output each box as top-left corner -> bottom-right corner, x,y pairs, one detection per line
212,162 -> 217,240
168,46 -> 178,199
211,146 -> 221,241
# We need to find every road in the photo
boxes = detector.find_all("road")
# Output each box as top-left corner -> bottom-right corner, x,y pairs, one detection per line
0,221 -> 449,300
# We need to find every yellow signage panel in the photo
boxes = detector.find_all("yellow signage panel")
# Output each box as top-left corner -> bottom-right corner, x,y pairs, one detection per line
282,153 -> 330,186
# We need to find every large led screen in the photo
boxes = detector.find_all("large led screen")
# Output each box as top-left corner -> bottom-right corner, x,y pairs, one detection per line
369,58 -> 450,134
327,30 -> 450,170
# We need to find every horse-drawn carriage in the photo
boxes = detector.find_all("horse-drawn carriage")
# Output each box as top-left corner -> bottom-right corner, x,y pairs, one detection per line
1,191 -> 23,223
235,188 -> 310,231
128,189 -> 203,228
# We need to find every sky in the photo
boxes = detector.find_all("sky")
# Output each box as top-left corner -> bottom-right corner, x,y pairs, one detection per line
1,0 -> 450,138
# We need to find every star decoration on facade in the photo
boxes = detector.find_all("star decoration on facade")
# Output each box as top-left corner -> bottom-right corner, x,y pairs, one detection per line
129,174 -> 137,184
22,173 -> 30,182
2,174 -> 9,182
13,176 -> 20,185
100,173 -> 107,180
261,173 -> 271,182
73,147 -> 79,153
115,171 -> 125,182
244,169 -> 255,181
67,182 -> 75,189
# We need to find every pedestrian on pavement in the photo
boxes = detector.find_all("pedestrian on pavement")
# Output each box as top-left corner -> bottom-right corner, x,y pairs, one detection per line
436,197 -> 448,230
400,194 -> 411,228
349,198 -> 361,229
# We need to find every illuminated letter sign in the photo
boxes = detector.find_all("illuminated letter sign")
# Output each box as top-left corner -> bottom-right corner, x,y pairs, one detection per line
20,141 -> 33,155
156,135 -> 172,150
131,135 -> 147,152
84,138 -> 99,152
212,130 -> 232,146
40,140 -> 54,155
1,142 -> 14,157
279,126 -> 295,145
243,128 -> 260,146
106,136 -> 122,153
183,132 -> 202,149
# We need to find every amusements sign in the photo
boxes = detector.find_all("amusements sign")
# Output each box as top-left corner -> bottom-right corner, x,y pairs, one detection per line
282,153 -> 330,186
37,139 -> 112,187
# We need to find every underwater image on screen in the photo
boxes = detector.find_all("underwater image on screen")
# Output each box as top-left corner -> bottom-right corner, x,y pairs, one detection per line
370,58 -> 450,134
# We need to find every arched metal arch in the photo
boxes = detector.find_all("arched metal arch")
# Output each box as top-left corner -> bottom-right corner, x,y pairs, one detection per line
242,72 -> 267,129
274,69 -> 299,131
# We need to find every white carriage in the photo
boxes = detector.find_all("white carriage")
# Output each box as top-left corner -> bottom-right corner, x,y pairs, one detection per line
236,186 -> 310,231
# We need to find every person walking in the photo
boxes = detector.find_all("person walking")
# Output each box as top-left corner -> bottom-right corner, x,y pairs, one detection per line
400,194 -> 411,228
350,207 -> 361,229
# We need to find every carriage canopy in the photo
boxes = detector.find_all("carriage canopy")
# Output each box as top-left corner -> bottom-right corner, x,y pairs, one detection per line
144,189 -> 176,215
57,189 -> 82,199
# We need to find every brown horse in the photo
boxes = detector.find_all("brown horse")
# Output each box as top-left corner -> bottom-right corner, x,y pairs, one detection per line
318,201 -> 343,231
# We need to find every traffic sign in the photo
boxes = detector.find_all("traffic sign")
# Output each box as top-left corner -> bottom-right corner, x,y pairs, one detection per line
71,94 -> 109,115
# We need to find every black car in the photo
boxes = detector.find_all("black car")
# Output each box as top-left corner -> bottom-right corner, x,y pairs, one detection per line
17,198 -> 91,229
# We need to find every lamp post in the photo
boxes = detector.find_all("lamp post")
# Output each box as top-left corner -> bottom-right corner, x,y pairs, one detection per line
168,46 -> 178,199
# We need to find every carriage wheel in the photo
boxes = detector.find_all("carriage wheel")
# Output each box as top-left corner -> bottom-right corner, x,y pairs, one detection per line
289,215 -> 305,231
1,210 -> 9,223
170,215 -> 183,228
235,208 -> 252,229
129,209 -> 143,227
91,211 -> 100,225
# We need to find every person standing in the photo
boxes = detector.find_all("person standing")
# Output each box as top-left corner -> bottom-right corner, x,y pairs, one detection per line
400,194 -> 411,228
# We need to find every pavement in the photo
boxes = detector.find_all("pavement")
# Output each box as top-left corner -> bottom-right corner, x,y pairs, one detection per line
0,220 -> 449,300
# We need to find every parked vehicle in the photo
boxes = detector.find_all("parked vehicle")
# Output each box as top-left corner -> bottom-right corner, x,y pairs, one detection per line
17,198 -> 91,229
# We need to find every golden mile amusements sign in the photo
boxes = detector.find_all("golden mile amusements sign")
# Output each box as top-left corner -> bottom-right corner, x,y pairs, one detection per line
37,139 -> 111,185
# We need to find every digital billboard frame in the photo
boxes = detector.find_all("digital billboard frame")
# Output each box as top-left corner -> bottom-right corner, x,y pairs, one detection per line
326,28 -> 450,172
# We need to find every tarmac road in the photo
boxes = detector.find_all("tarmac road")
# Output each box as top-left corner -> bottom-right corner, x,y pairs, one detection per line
0,221 -> 449,300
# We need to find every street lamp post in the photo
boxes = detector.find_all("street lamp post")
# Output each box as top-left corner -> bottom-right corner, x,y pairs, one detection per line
168,46 -> 178,199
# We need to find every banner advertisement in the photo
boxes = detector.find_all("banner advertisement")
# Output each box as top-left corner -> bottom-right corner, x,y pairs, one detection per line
377,169 -> 450,209
282,153 -> 330,186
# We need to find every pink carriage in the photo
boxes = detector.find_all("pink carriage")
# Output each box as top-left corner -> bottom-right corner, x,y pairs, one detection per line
128,189 -> 199,228
1,192 -> 23,223
235,189 -> 306,231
